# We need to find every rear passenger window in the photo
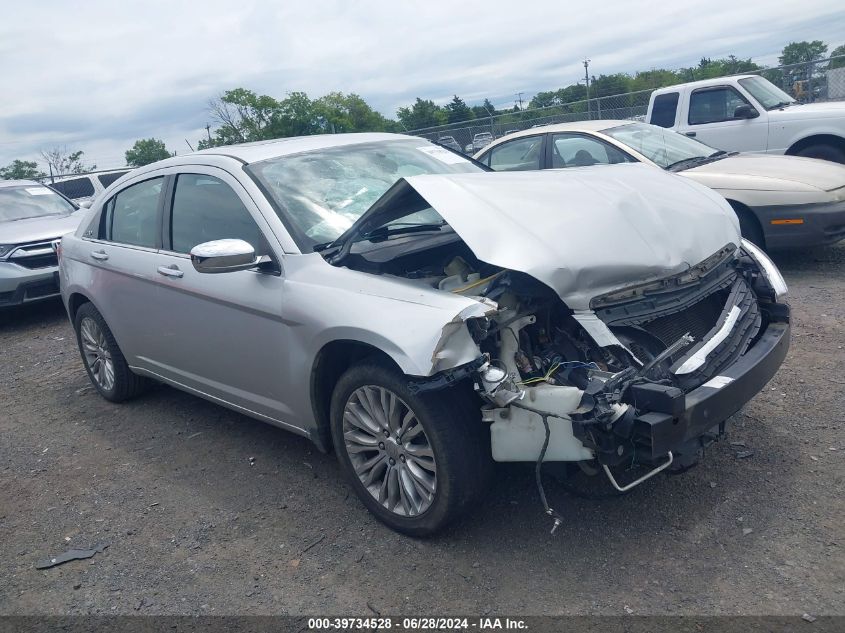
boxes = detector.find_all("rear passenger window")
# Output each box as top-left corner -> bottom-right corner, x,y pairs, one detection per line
650,92 -> 679,128
50,177 -> 95,200
107,177 -> 163,248
169,174 -> 264,254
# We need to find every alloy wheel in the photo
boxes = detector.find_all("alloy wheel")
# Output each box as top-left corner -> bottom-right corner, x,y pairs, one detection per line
80,317 -> 115,392
342,385 -> 437,517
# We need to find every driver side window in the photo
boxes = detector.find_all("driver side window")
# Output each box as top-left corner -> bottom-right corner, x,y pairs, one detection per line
169,173 -> 266,254
688,87 -> 751,125
551,134 -> 633,168
487,136 -> 543,171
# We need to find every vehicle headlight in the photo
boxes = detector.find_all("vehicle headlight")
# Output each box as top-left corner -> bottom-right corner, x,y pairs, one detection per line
0,244 -> 14,259
741,238 -> 788,300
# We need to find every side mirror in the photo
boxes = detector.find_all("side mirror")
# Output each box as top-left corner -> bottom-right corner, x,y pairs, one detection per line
733,104 -> 759,119
79,200 -> 93,209
190,239 -> 260,274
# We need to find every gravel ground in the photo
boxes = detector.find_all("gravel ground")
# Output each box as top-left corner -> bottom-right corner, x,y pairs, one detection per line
0,243 -> 843,617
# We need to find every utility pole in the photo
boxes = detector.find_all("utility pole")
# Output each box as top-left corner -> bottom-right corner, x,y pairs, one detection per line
515,92 -> 524,110
205,123 -> 212,143
583,59 -> 591,119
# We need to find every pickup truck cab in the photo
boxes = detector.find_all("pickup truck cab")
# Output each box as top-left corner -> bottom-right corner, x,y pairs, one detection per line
647,75 -> 845,163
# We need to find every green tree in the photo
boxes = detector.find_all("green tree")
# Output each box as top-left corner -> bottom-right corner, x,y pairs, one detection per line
396,98 -> 446,130
444,95 -> 474,123
779,40 -> 828,66
277,91 -> 320,136
207,88 -> 284,144
830,44 -> 845,69
39,147 -> 95,176
779,40 -> 829,88
590,73 -> 632,98
680,56 -> 761,81
125,138 -> 171,166
471,98 -> 498,119
314,92 -> 390,133
0,159 -> 45,180
528,90 -> 558,109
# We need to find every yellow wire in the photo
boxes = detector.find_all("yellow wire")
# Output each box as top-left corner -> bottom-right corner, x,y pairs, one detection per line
449,272 -> 504,294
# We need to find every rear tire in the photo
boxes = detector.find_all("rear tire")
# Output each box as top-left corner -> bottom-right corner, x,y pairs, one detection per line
795,143 -> 845,164
73,303 -> 148,402
330,362 -> 489,536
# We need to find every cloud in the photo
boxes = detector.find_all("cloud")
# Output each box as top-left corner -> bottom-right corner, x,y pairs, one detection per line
1,0 -> 843,167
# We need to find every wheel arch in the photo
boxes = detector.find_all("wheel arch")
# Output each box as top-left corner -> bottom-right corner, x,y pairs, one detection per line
726,199 -> 766,249
310,339 -> 404,453
786,133 -> 845,157
67,291 -> 94,323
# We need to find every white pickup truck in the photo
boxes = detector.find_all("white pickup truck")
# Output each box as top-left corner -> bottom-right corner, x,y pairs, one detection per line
646,75 -> 845,163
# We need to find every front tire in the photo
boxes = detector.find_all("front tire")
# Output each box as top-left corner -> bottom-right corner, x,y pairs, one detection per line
730,202 -> 765,249
795,143 -> 845,164
330,363 -> 488,536
73,303 -> 147,402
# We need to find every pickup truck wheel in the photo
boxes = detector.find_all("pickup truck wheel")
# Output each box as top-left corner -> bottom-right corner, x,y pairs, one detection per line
795,143 -> 845,164
73,303 -> 148,402
330,363 -> 487,536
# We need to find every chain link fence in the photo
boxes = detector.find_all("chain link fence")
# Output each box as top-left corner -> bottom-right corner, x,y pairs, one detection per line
410,56 -> 845,152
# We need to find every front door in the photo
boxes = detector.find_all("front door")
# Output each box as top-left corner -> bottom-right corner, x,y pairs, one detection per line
677,85 -> 769,153
144,168 -> 295,424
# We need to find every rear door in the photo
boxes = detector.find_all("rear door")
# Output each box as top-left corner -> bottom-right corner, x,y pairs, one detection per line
144,167 -> 295,423
81,175 -> 166,370
483,135 -> 545,171
676,85 -> 768,152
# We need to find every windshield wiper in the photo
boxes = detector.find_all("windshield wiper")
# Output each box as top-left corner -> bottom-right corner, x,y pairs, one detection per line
767,101 -> 793,110
666,151 -> 731,172
362,221 -> 448,242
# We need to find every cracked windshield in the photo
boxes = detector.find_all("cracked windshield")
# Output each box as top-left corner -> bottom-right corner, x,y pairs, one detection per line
248,140 -> 480,247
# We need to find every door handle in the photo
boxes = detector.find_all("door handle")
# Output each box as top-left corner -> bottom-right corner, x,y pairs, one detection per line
90,250 -> 108,261
685,131 -> 696,137
157,265 -> 184,278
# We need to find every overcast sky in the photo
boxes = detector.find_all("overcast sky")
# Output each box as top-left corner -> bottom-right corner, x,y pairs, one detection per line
1,0 -> 843,169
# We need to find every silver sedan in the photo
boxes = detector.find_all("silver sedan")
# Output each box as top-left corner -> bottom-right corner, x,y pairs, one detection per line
60,134 -> 789,535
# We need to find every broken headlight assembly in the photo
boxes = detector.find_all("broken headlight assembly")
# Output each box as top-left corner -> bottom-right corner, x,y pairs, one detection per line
741,238 -> 788,301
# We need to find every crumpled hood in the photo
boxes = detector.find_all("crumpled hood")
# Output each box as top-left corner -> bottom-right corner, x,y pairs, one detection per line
686,153 -> 845,192
1,212 -> 83,245
353,164 -> 741,310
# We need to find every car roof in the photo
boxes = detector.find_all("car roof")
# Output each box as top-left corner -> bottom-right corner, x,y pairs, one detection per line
652,75 -> 758,95
192,132 -> 416,165
0,179 -> 44,189
485,120 -> 635,143
114,133 -> 425,180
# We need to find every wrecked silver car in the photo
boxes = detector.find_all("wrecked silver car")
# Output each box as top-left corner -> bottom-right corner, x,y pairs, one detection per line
59,134 -> 790,535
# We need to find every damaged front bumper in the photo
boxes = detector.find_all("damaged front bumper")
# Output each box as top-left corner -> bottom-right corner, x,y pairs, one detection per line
477,301 -> 790,478
626,308 -> 789,462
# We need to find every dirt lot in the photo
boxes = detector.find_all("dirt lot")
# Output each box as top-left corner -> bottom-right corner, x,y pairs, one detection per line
0,244 -> 843,617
